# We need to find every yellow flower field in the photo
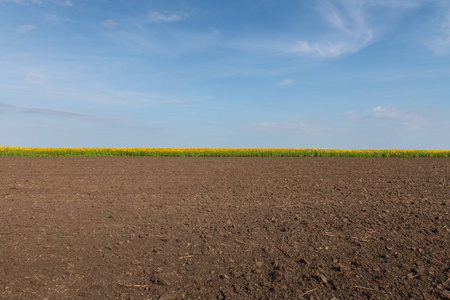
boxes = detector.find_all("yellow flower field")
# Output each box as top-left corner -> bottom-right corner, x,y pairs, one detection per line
0,147 -> 448,157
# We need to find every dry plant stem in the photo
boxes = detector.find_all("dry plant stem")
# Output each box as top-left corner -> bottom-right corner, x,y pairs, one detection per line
298,287 -> 318,298
117,283 -> 152,288
353,286 -> 387,293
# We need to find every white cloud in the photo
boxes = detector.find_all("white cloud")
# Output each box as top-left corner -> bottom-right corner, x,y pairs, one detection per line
17,25 -> 36,34
26,72 -> 46,84
146,11 -> 183,23
369,106 -> 425,129
278,79 -> 295,86
102,20 -> 118,28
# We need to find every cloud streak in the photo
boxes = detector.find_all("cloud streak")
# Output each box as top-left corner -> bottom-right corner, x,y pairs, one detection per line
342,106 -> 427,130
102,20 -> 118,28
1,0 -> 71,5
41,89 -> 185,106
278,79 -> 295,86
247,122 -> 325,136
368,106 -> 425,129
146,11 -> 184,23
17,25 -> 36,34
428,12 -> 450,56
0,103 -> 121,124
49,0 -> 71,6
26,72 -> 46,84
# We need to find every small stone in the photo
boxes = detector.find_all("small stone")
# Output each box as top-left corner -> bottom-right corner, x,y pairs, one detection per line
159,291 -> 177,300
226,219 -> 233,226
231,271 -> 241,278
157,274 -> 172,286
256,261 -> 264,268
220,274 -> 230,280
298,258 -> 310,265
333,263 -> 348,272
414,265 -> 425,275
317,274 -> 328,284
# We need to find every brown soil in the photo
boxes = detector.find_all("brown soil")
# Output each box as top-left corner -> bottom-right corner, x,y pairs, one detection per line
0,157 -> 449,300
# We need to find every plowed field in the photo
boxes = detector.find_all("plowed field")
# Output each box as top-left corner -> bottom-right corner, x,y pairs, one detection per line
0,157 -> 449,299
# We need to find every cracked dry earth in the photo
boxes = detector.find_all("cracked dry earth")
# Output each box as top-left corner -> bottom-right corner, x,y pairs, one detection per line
0,157 -> 449,300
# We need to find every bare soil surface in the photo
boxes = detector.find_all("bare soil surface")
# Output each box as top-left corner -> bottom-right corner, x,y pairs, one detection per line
0,157 -> 449,300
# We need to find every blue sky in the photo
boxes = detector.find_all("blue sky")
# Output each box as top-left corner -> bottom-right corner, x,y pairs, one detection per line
1,0 -> 449,148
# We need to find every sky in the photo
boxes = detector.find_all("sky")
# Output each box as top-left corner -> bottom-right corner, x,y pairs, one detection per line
0,0 -> 449,149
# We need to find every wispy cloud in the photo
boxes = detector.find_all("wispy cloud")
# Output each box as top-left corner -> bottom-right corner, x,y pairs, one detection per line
41,89 -> 185,105
2,0 -> 71,5
26,72 -> 46,84
247,122 -> 324,136
427,12 -> 450,56
278,79 -> 295,86
368,106 -> 425,129
287,0 -> 427,58
5,0 -> 42,4
45,13 -> 71,23
102,20 -> 118,28
17,25 -> 36,34
365,0 -> 423,9
0,103 -> 121,124
146,11 -> 184,24
289,0 -> 374,58
342,106 -> 426,129
340,109 -> 357,119
49,0 -> 71,6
